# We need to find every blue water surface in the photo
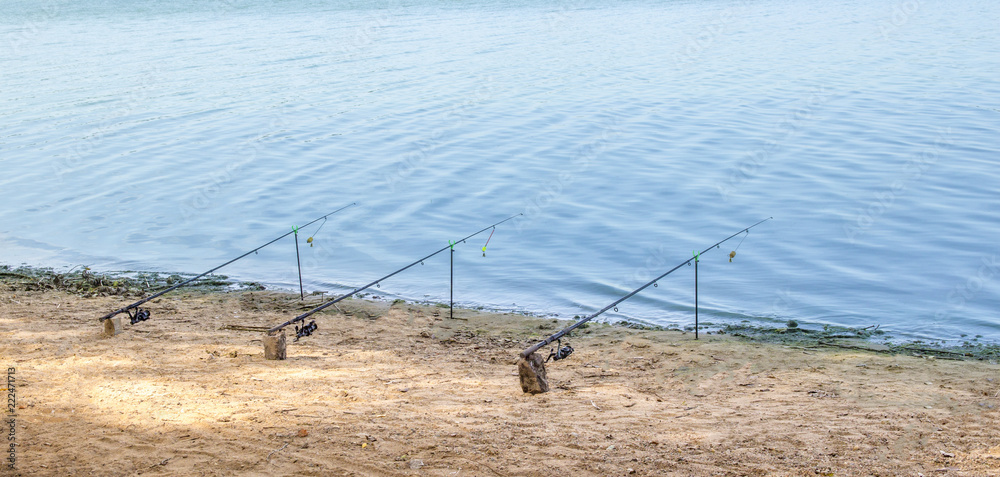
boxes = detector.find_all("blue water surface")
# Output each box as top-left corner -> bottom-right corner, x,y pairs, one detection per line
2,0 -> 998,342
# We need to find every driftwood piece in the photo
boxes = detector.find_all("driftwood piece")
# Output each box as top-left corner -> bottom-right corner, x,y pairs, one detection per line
264,331 -> 286,360
518,352 -> 549,394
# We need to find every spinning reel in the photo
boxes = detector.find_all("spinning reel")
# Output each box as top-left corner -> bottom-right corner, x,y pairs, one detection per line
294,320 -> 318,341
545,338 -> 574,363
126,307 -> 151,325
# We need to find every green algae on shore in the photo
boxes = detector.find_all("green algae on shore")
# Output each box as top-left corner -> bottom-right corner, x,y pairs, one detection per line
0,264 -> 250,298
719,322 -> 1000,362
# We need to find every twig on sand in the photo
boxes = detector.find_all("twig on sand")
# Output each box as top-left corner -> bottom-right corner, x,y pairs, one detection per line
898,346 -> 968,356
267,443 -> 289,461
817,341 -> 892,353
148,457 -> 171,469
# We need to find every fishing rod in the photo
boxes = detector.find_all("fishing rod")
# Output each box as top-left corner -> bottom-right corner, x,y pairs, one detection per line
520,217 -> 772,359
268,213 -> 522,338
98,203 -> 357,322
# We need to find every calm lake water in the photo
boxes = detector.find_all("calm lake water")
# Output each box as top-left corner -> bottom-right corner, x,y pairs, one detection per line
2,0 -> 998,342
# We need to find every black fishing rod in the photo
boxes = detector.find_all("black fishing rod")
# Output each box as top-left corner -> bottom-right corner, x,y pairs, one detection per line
520,217 -> 772,358
268,213 -> 522,337
98,203 -> 357,322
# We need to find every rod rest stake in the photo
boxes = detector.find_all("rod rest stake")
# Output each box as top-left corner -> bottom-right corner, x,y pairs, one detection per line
264,331 -> 287,360
103,317 -> 123,337
518,352 -> 549,394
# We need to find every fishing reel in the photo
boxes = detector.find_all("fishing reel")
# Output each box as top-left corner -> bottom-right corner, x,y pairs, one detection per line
126,307 -> 151,325
546,339 -> 574,363
294,320 -> 318,341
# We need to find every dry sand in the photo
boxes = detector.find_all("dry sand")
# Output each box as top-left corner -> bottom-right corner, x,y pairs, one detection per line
2,286 -> 999,476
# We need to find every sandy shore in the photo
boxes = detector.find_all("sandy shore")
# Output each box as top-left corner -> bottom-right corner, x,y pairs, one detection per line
2,283 -> 999,476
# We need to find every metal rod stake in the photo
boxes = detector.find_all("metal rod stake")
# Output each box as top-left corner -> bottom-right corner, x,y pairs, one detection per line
450,246 -> 454,319
295,229 -> 304,300
695,254 -> 699,340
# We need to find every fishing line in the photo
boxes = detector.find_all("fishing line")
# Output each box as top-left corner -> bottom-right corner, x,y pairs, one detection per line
306,216 -> 327,247
98,202 -> 358,322
520,217 -> 773,359
482,227 -> 495,257
729,230 -> 749,262
268,213 -> 523,336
